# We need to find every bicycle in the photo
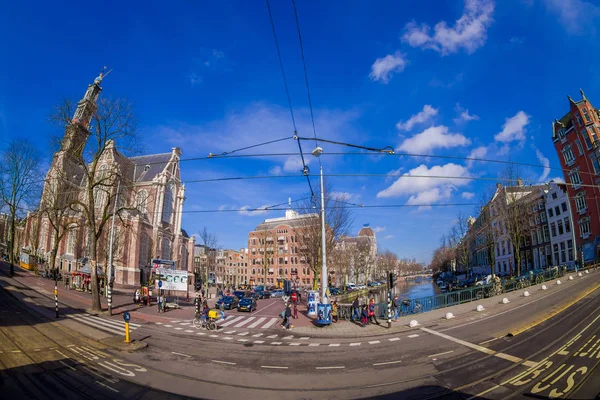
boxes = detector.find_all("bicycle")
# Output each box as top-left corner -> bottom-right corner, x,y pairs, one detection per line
192,309 -> 224,331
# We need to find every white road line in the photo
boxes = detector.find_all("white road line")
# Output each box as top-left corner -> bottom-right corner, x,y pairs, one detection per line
254,340 -> 265,344
261,365 -> 288,369
237,332 -> 249,336
428,350 -> 454,358
224,330 -> 236,334
233,317 -> 255,328
289,343 -> 301,346
223,337 -> 233,340
479,337 -> 502,345
171,352 -> 191,358
184,330 -> 193,333
237,339 -> 249,342
308,343 -> 320,347
248,317 -> 267,328
66,344 -> 76,348
316,366 -> 345,370
11,350 -> 21,353
262,318 -> 279,329
164,325 -> 172,328
299,337 -> 310,340
252,333 -> 264,337
212,360 -> 236,365
174,327 -> 183,330
373,360 -> 402,366
266,334 -> 278,339
170,320 -> 181,323
59,360 -> 76,371
369,340 -> 380,345
282,335 -> 294,340
219,316 -> 244,327
408,334 -> 419,338
388,337 -> 400,342
209,334 -> 219,338
349,343 -> 361,347
196,332 -> 206,335
329,343 -> 340,347
95,381 -> 119,393
271,342 -> 282,345
155,322 -> 163,325
77,316 -> 126,333
420,327 -> 532,367
83,366 -> 117,384
78,315 -> 141,328
179,322 -> 190,326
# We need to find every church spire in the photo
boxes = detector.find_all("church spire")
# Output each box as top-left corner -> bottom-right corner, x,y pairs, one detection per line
71,67 -> 111,128
580,88 -> 587,101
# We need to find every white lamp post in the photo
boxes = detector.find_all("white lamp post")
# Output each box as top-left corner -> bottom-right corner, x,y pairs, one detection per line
311,147 -> 329,305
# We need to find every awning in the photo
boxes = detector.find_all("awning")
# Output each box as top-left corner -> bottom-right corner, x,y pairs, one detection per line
60,254 -> 75,261
74,263 -> 105,276
277,236 -> 284,241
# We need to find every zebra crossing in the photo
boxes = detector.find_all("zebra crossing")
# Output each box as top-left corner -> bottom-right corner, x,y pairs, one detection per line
216,315 -> 280,330
67,313 -> 141,336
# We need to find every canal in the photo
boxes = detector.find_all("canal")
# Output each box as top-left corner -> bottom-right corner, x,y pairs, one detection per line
393,278 -> 441,300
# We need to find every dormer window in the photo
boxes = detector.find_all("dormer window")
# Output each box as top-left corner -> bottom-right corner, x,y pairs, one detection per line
583,108 -> 591,123
576,113 -> 583,126
558,128 -> 566,139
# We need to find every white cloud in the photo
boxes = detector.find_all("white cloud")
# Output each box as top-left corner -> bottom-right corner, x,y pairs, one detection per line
269,165 -> 283,175
535,149 -> 551,182
372,226 -> 386,233
397,125 -> 471,154
283,156 -> 311,173
542,0 -> 600,35
383,235 -> 395,240
189,72 -> 202,86
494,111 -> 530,143
396,105 -> 438,131
331,191 -> 360,202
238,205 -> 270,216
453,104 -> 479,123
402,0 -> 495,55
466,146 -> 488,168
548,176 -> 565,183
509,36 -> 524,45
461,192 -> 475,199
369,52 -> 408,84
377,163 -> 472,202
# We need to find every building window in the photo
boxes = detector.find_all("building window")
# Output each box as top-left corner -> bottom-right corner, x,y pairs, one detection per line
162,182 -> 176,224
567,240 -> 574,261
543,225 -> 550,242
537,229 -> 543,244
583,129 -> 594,149
562,145 -> 575,165
551,192 -> 558,200
592,154 -> 600,175
136,190 -> 148,215
550,223 -> 557,237
162,237 -> 171,260
560,242 -> 566,263
580,217 -> 591,237
583,108 -> 591,123
548,208 -> 554,218
66,228 -> 76,255
575,140 -> 584,156
40,223 -> 48,252
569,169 -> 582,188
94,164 -> 108,208
561,202 -> 567,212
576,113 -> 582,126
557,220 -> 564,235
553,244 -> 559,265
555,206 -> 560,216
575,192 -> 587,213
541,212 -> 547,222
564,217 -> 571,233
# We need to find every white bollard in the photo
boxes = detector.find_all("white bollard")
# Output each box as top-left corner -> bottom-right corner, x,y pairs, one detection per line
569,276 -> 574,280
502,297 -> 510,304
578,272 -> 582,277
445,312 -> 455,319
585,270 -> 589,274
556,280 -> 562,285
541,285 -> 548,290
523,291 -> 530,297
409,319 -> 419,328
476,305 -> 485,312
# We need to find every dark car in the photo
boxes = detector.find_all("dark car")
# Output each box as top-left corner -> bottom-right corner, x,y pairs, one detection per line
329,287 -> 341,295
216,296 -> 239,310
232,290 -> 249,300
257,290 -> 271,299
237,297 -> 257,312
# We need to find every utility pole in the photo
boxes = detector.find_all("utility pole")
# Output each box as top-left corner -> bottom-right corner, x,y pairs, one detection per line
107,180 -> 120,316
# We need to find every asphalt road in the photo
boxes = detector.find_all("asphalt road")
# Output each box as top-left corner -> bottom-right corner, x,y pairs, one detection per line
1,269 -> 600,399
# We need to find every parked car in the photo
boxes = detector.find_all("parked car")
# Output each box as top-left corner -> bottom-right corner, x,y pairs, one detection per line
256,290 -> 271,299
270,289 -> 285,298
232,290 -> 249,300
329,287 -> 341,295
237,297 -> 257,312
216,296 -> 239,310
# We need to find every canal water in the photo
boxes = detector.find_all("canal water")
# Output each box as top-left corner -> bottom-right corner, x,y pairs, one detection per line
369,279 -> 440,303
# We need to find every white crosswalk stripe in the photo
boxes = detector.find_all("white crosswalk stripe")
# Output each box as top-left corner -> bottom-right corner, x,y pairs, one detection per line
214,315 -> 281,330
248,317 -> 267,328
68,314 -> 140,336
218,316 -> 244,327
261,318 -> 279,329
232,317 -> 255,328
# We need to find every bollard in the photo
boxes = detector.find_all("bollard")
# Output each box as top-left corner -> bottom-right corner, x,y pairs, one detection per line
54,282 -> 59,318
125,322 -> 130,343
387,290 -> 392,329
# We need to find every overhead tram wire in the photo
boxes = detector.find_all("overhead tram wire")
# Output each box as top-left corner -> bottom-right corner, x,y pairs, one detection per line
265,0 -> 315,201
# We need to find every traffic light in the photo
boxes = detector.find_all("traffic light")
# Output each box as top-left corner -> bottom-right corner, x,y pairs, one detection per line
388,272 -> 395,287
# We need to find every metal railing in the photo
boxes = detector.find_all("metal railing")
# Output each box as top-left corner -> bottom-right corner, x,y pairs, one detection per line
334,264 -> 598,321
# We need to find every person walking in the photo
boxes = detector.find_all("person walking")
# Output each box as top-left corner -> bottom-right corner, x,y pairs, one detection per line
351,297 -> 360,322
157,293 -> 163,313
393,295 -> 400,321
331,301 -> 338,323
360,304 -> 369,327
284,303 -> 294,330
369,297 -> 379,325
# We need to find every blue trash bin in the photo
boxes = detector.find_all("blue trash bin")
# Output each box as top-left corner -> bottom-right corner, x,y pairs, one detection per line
316,303 -> 332,325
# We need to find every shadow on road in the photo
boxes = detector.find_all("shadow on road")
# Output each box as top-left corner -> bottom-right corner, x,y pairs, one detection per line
371,384 -> 490,399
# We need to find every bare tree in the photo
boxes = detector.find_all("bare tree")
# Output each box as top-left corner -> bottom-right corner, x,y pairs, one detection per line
449,212 -> 470,273
0,139 -> 43,276
329,244 -> 352,290
377,250 -> 398,278
197,226 -> 219,292
297,185 -> 354,290
50,97 -> 139,311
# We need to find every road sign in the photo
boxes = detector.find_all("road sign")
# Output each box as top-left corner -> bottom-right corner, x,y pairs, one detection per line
158,280 -> 163,288
123,311 -> 130,322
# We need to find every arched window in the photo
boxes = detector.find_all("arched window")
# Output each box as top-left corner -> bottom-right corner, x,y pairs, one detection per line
66,226 -> 76,255
162,182 -> 176,224
139,232 -> 149,268
162,237 -> 171,260
94,165 -> 108,208
40,223 -> 48,251
136,190 -> 148,216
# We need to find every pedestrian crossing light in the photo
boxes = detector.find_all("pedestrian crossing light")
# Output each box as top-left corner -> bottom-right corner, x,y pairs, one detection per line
389,272 -> 395,288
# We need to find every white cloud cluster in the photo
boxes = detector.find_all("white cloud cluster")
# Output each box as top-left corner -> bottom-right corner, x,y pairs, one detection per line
543,0 -> 600,35
398,125 -> 471,154
377,163 -> 472,208
238,205 -> 269,216
494,111 -> 530,143
396,105 -> 438,131
369,53 -> 408,84
454,104 -> 479,123
466,146 -> 488,168
461,192 -> 475,199
402,0 -> 495,55
372,226 -> 386,233
535,149 -> 551,182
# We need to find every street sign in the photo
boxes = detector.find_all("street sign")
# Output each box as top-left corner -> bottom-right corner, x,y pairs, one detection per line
152,259 -> 176,269
158,280 -> 163,288
123,311 -> 130,322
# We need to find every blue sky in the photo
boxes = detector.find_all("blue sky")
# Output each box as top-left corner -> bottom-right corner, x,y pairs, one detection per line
1,0 -> 599,263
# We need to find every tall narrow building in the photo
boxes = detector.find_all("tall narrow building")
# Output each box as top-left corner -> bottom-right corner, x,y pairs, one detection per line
552,90 -> 600,264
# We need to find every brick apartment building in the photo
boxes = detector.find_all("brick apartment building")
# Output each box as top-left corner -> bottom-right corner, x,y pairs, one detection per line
552,90 -> 600,263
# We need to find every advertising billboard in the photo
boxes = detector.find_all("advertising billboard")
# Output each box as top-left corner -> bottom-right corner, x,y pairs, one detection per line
154,268 -> 188,291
